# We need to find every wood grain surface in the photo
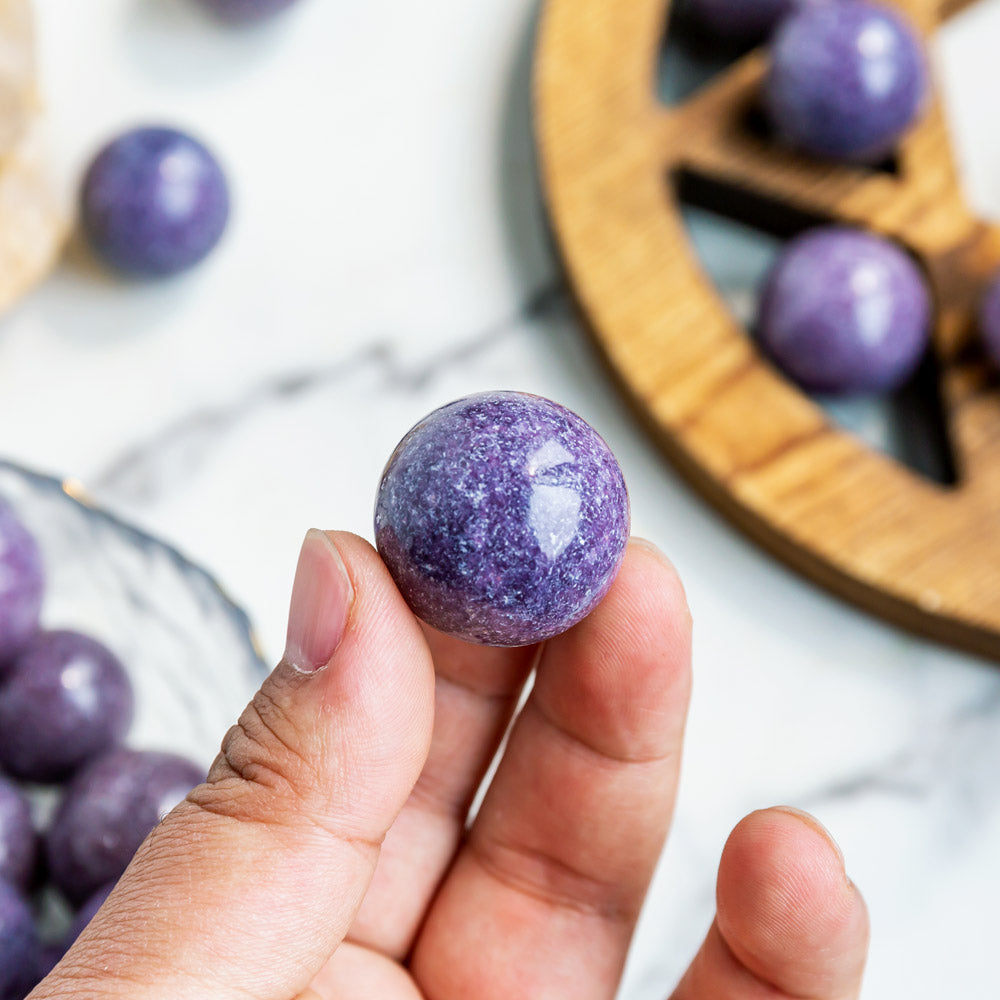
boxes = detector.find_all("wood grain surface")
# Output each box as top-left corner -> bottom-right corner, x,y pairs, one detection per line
0,1 -> 64,313
534,0 -> 1000,659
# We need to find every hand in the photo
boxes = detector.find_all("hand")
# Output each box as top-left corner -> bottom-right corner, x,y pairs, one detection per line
34,530 -> 870,1000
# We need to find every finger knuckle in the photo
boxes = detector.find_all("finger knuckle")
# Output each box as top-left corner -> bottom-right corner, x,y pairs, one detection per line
189,681 -> 317,826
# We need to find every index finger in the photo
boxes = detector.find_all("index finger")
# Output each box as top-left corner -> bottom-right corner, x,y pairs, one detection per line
345,625 -> 538,958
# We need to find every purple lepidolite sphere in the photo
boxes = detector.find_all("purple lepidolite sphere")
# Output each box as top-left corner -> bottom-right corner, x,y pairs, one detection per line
47,748 -> 204,904
374,392 -> 630,647
0,882 -> 39,1000
0,776 -> 35,892
757,226 -> 931,395
979,272 -> 1000,370
81,126 -> 230,277
765,1 -> 928,162
0,631 -> 134,783
0,500 -> 43,670
684,0 -> 821,42
198,0 -> 300,22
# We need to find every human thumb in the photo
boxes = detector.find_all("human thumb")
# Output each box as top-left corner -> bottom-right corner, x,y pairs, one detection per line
34,530 -> 436,1000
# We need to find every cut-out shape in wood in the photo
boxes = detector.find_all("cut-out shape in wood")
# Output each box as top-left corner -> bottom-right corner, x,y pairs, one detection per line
534,0 -> 1000,659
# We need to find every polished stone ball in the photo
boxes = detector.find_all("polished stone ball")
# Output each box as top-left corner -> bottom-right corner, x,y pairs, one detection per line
81,126 -> 230,277
0,630 -> 135,783
198,0 -> 300,21
979,272 -> 1000,370
0,881 -> 39,999
757,226 -> 931,395
0,775 -> 36,892
375,391 -> 630,646
47,748 -> 204,904
684,0 -> 817,42
0,499 -> 43,669
765,0 -> 927,162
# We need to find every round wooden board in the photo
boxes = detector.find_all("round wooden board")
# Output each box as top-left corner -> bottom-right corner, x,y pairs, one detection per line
534,0 -> 1000,660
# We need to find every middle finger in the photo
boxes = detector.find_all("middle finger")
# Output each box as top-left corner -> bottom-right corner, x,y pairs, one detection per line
345,625 -> 537,958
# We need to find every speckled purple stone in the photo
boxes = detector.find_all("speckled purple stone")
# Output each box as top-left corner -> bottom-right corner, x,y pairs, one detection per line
0,631 -> 134,783
757,226 -> 931,395
374,392 -> 630,647
765,1 -> 928,162
81,127 -> 230,277
979,272 -> 1000,370
198,0 -> 300,21
47,748 -> 204,904
0,500 -> 43,670
684,0 -> 821,42
0,776 -> 35,892
0,882 -> 38,1000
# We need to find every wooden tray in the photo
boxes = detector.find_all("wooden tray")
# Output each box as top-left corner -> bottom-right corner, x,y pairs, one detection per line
533,0 -> 1000,660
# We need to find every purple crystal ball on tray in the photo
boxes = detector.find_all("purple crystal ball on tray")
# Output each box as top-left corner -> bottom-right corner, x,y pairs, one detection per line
81,126 -> 230,277
684,0 -> 808,42
198,0 -> 301,21
375,391 -> 630,647
978,272 -> 1000,370
764,0 -> 928,162
47,748 -> 204,904
0,499 -> 43,669
757,226 -> 931,395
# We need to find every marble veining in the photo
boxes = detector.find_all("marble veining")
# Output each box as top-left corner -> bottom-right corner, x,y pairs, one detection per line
91,279 -> 567,505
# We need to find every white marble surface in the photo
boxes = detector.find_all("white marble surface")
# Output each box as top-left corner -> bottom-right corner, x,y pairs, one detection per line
3,0 -> 1000,995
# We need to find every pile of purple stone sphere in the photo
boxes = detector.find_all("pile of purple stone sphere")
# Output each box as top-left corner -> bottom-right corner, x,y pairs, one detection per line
0,3 -> 305,995
0,509 -> 204,997
685,0 -> 1000,396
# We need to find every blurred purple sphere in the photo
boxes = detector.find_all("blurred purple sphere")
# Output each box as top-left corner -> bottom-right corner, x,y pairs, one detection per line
0,630 -> 134,783
757,227 -> 931,395
82,126 -> 230,277
979,272 -> 1000,370
765,0 -> 927,161
0,881 -> 39,999
0,500 -> 43,669
0,776 -> 36,891
47,748 -> 204,904
684,0 -> 820,42
198,0 -> 300,22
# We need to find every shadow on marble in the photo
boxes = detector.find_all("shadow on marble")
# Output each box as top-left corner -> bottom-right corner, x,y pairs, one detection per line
22,228 -> 206,348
